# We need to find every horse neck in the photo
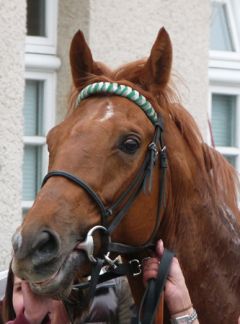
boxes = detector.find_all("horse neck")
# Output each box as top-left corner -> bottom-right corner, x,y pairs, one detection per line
160,165 -> 240,322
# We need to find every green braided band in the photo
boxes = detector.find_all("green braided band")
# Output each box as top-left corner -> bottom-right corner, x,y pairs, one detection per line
76,82 -> 158,125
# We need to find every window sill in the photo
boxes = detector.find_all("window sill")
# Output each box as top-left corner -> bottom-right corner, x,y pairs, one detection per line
25,53 -> 61,72
209,66 -> 240,85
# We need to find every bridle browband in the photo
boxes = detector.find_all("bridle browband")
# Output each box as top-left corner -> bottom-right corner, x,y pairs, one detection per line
76,81 -> 158,125
42,82 -> 173,324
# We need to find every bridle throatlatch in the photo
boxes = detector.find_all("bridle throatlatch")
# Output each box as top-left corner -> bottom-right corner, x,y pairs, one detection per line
42,82 -> 174,324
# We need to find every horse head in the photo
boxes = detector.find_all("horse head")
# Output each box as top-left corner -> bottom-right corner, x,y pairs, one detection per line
12,28 -> 172,299
11,27 -> 240,323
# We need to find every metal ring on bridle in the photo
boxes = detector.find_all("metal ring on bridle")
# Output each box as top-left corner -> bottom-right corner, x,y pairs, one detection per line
76,225 -> 110,263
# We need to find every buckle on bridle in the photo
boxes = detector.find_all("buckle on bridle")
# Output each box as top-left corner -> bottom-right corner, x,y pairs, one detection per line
148,142 -> 158,163
129,259 -> 142,276
104,252 -> 119,269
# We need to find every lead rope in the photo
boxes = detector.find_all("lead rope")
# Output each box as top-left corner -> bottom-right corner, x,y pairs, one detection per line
138,249 -> 175,324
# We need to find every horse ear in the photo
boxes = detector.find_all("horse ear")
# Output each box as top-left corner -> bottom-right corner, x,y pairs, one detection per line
70,30 -> 95,88
141,27 -> 172,89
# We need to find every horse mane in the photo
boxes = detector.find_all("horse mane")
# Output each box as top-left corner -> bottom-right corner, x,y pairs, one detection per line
67,59 -> 240,222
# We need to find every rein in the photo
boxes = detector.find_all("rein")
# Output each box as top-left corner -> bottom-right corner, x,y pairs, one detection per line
42,82 -> 173,323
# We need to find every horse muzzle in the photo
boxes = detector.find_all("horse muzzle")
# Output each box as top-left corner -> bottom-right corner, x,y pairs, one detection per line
12,227 -> 60,266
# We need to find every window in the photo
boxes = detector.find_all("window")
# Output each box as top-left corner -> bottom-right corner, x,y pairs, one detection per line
27,0 -> 46,37
25,0 -> 58,54
209,89 -> 240,169
210,0 -> 240,58
211,1 -> 233,51
209,0 -> 240,171
22,0 -> 60,213
23,80 -> 44,202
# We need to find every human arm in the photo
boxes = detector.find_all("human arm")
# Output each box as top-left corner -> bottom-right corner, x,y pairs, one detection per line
143,240 -> 199,323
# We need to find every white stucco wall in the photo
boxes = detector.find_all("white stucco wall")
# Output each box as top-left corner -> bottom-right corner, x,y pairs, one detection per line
56,0 -> 90,123
88,0 -> 210,137
57,0 -> 210,138
0,1 -> 26,270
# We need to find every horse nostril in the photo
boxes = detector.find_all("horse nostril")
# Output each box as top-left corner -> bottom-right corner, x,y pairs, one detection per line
32,230 -> 60,265
12,230 -> 23,255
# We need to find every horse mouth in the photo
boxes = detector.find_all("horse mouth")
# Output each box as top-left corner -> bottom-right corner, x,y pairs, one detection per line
30,250 -> 88,297
32,269 -> 60,287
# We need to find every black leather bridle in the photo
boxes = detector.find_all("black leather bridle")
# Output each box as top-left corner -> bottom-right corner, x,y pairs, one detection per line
42,117 -> 166,255
42,113 -> 173,323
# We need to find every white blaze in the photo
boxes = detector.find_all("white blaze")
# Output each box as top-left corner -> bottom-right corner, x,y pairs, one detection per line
99,104 -> 114,122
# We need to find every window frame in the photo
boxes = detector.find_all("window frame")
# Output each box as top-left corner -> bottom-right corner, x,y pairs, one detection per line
208,85 -> 240,171
210,0 -> 240,61
22,0 -> 60,213
25,0 -> 58,54
209,0 -> 240,173
22,71 -> 56,210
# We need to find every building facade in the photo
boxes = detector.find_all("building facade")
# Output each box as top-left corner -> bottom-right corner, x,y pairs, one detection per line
1,0 -> 238,270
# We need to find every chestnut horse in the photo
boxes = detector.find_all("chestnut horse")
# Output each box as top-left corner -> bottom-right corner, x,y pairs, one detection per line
12,28 -> 240,323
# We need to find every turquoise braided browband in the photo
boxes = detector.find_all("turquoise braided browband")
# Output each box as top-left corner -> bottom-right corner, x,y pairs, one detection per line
76,82 -> 158,125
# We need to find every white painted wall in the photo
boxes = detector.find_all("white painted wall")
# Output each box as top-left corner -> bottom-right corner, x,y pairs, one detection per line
88,0 -> 210,137
0,0 -> 26,270
56,0 -> 90,123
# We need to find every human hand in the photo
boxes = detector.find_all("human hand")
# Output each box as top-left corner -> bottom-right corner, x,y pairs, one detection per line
22,281 -> 50,324
143,240 -> 193,317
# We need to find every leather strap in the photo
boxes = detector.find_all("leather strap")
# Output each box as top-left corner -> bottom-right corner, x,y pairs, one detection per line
139,249 -> 175,324
42,116 -> 170,324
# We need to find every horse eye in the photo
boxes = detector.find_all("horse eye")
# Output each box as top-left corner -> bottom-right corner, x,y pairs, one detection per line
119,138 -> 140,154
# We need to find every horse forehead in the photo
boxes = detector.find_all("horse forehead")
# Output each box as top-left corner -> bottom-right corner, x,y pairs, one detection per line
81,97 -> 117,123
77,96 -> 151,126
98,101 -> 114,122
48,96 -> 153,144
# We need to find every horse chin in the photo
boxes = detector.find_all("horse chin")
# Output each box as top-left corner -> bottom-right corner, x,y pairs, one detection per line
30,251 -> 89,298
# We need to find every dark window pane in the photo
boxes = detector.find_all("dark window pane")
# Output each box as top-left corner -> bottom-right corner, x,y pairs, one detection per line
24,80 -> 44,136
224,155 -> 236,167
22,146 -> 42,200
27,0 -> 46,36
212,94 -> 236,146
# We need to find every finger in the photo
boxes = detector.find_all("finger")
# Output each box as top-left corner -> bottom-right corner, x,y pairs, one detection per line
143,269 -> 159,286
143,263 -> 159,272
142,257 -> 159,269
156,239 -> 164,257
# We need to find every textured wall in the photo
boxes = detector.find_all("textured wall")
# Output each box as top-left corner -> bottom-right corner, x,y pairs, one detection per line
56,0 -> 90,123
57,1 -> 210,137
0,0 -> 26,270
88,0 -> 210,137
